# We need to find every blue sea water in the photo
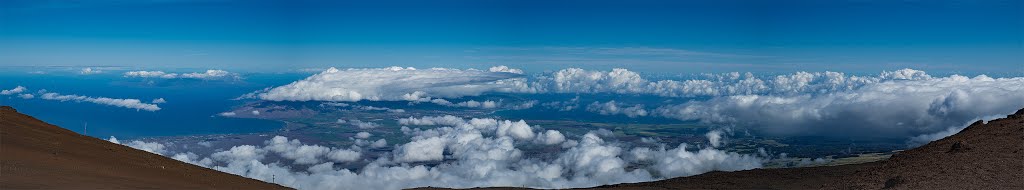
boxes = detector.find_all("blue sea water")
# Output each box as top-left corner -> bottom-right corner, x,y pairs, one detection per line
0,70 -> 308,138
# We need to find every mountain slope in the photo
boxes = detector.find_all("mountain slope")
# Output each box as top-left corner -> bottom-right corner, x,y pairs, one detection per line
416,108 -> 1024,190
0,106 -> 290,189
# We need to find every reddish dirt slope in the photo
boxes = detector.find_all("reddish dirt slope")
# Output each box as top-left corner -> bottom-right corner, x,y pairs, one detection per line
0,106 -> 290,189
590,108 -> 1024,190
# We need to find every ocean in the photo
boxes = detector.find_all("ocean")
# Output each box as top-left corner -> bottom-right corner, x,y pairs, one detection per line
0,69 -> 308,138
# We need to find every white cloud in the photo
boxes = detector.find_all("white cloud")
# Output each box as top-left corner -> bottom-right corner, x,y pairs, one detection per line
496,120 -> 535,140
488,65 -> 524,74
17,93 -> 34,99
370,139 -> 388,148
535,130 -> 566,145
40,91 -> 161,111
253,67 -> 528,102
906,114 -> 1005,146
349,120 -> 380,129
251,67 -> 955,105
124,70 -> 177,78
458,100 -> 498,108
430,98 -> 535,110
705,130 -> 724,148
530,68 -> 900,97
586,100 -> 648,118
124,70 -> 237,80
151,98 -> 167,104
395,136 -> 447,162
116,117 -> 762,190
327,149 -> 361,162
181,70 -> 233,79
107,136 -> 167,155
219,112 -> 237,117
1,86 -> 27,95
355,105 -> 405,113
629,143 -> 762,178
80,67 -> 102,75
251,110 -> 261,115
653,74 -> 1024,139
355,132 -> 372,139
265,136 -> 360,165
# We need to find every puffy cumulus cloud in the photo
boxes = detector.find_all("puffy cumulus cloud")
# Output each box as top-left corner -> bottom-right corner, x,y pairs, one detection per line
39,91 -> 161,111
253,67 -> 528,102
705,130 -> 724,148
653,74 -> 1024,139
369,139 -> 388,148
1,86 -> 27,95
394,136 -> 447,162
266,136 -> 337,165
586,101 -> 648,118
151,98 -> 167,104
535,130 -> 566,145
529,68 -> 940,98
107,136 -> 168,155
121,117 -> 762,190
211,145 -> 267,163
123,70 -> 237,80
355,132 -> 372,139
628,144 -> 762,178
496,120 -> 535,140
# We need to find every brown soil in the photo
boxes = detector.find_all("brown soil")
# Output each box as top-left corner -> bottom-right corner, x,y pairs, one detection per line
416,108 -> 1024,190
0,106 -> 291,189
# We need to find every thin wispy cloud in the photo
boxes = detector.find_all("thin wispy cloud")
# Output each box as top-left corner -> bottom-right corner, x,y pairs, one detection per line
40,92 -> 162,111
123,70 -> 238,80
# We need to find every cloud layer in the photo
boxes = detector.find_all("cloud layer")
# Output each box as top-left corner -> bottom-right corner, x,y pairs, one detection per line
254,67 -> 959,102
124,116 -> 761,190
253,67 -> 527,102
250,66 -> 1024,140
652,74 -> 1024,138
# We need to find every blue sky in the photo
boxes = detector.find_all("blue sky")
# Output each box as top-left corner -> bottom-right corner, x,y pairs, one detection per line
1,0 -> 1021,73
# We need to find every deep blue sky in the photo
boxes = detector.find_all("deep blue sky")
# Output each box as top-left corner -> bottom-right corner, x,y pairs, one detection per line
1,0 -> 1021,73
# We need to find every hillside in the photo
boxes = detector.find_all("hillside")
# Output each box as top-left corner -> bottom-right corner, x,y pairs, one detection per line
418,108 -> 1024,190
0,106 -> 290,189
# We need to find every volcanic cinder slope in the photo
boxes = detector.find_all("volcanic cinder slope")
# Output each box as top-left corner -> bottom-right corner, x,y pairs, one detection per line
0,106 -> 290,189
417,108 -> 1024,190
